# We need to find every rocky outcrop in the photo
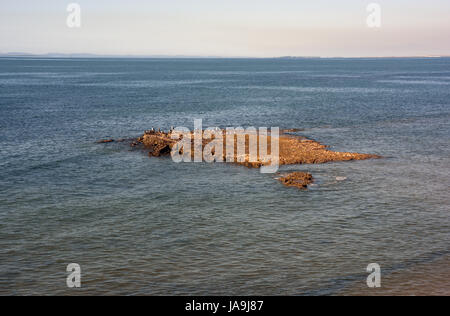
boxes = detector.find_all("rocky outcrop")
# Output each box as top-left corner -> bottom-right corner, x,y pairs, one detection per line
98,128 -> 381,190
140,133 -> 177,157
131,129 -> 381,167
277,137 -> 379,165
278,172 -> 313,189
96,138 -> 127,144
96,139 -> 115,144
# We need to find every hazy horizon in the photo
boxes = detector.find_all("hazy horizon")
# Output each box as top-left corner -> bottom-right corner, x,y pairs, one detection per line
1,52 -> 450,59
1,0 -> 450,57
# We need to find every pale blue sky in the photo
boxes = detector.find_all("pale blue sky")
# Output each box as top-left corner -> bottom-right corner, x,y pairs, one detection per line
1,0 -> 449,57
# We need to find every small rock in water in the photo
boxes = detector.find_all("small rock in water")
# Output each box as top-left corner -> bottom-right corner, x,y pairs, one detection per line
97,139 -> 114,144
283,128 -> 304,133
278,172 -> 313,190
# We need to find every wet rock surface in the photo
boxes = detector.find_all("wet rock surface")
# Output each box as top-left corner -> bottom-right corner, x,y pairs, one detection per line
139,132 -> 178,157
282,128 -> 305,133
278,172 -> 314,189
96,138 -> 127,144
96,139 -> 115,144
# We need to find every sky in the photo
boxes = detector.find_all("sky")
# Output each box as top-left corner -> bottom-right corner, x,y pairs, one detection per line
0,0 -> 449,57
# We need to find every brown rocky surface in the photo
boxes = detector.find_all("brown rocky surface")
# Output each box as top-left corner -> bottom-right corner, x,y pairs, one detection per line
134,129 -> 381,166
96,139 -> 115,144
96,138 -> 127,144
98,129 -> 381,190
282,128 -> 304,133
277,136 -> 379,165
278,172 -> 314,189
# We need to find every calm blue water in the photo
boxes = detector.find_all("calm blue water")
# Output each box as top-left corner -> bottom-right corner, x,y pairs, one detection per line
0,57 -> 449,295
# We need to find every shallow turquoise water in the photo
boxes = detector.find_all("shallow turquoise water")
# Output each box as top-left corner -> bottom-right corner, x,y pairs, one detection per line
0,57 -> 449,295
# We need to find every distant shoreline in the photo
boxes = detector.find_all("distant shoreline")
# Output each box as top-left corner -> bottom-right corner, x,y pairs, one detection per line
1,54 -> 449,59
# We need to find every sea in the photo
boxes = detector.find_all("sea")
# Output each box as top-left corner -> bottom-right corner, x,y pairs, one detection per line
0,57 -> 449,295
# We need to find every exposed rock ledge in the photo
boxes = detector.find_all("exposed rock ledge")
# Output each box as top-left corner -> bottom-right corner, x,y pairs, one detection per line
99,129 -> 381,190
278,172 -> 314,190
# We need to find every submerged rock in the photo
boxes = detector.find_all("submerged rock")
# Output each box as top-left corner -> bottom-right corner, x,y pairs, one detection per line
282,128 -> 304,133
97,139 -> 115,144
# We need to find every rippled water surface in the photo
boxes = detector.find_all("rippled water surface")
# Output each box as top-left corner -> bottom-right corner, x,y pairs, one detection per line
0,58 -> 449,295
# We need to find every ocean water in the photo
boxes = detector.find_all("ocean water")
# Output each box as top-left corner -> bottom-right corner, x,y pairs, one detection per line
0,57 -> 449,295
